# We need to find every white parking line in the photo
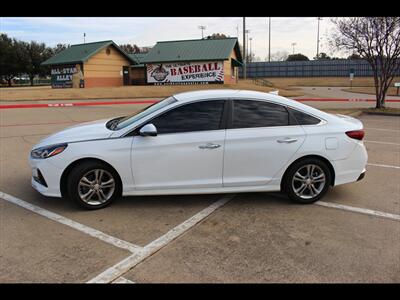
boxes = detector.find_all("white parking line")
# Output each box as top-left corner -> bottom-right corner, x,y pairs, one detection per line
112,277 -> 135,284
364,140 -> 400,146
87,193 -> 236,283
315,201 -> 400,221
0,191 -> 142,253
367,163 -> 400,169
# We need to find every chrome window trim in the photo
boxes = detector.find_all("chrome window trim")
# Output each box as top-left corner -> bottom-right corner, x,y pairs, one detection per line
121,98 -> 227,137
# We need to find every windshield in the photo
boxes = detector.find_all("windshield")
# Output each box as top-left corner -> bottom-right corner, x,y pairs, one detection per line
115,96 -> 177,130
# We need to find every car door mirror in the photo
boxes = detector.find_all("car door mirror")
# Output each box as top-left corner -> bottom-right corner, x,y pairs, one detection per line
139,123 -> 157,137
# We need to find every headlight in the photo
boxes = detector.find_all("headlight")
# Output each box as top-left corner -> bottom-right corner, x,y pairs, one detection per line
31,143 -> 68,159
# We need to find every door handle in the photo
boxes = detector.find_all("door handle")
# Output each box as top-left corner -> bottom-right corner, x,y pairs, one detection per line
277,138 -> 298,144
198,143 -> 221,149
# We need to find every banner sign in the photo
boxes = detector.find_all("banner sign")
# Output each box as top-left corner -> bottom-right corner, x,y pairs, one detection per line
51,65 -> 77,88
146,61 -> 224,85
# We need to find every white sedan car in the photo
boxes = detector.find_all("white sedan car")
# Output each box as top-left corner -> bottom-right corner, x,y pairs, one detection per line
29,90 -> 367,209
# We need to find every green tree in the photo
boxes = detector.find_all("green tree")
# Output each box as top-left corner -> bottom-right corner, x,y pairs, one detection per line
0,34 -> 20,86
347,53 -> 362,60
286,53 -> 309,61
52,43 -> 69,55
16,40 -> 51,85
314,52 -> 331,60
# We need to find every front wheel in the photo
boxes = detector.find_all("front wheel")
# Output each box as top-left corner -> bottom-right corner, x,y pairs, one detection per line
67,161 -> 121,210
282,158 -> 332,204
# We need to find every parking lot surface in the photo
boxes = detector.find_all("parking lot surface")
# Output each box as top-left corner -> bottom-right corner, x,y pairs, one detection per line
0,103 -> 399,283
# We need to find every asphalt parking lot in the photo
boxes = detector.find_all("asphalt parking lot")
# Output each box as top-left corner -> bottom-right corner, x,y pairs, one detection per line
0,103 -> 399,283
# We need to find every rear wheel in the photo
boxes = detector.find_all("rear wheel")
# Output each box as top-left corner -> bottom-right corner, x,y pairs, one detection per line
67,161 -> 121,210
282,158 -> 331,204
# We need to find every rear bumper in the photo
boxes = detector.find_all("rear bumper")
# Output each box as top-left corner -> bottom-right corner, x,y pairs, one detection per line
332,142 -> 368,186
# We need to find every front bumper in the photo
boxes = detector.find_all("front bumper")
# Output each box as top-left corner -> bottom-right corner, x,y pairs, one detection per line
29,157 -> 63,197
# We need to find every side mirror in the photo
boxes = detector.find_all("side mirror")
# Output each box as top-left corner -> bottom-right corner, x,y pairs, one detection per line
139,123 -> 157,137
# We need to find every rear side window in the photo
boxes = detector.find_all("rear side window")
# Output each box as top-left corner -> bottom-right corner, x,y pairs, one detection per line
288,107 -> 321,125
232,100 -> 289,128
150,100 -> 225,134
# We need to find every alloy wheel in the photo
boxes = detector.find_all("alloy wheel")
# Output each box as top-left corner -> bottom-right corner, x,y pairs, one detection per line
291,164 -> 326,199
78,169 -> 115,205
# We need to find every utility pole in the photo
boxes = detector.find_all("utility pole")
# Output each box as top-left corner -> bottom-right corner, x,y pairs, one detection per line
268,17 -> 271,62
83,33 -> 86,44
291,42 -> 296,55
243,17 -> 246,80
198,25 -> 206,39
316,17 -> 323,59
236,25 -> 239,37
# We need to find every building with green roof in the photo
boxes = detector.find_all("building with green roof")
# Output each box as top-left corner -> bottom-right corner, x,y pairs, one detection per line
42,37 -> 242,88
42,40 -> 138,88
142,37 -> 242,85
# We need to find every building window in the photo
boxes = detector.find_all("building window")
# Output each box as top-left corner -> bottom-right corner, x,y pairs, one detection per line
106,48 -> 111,55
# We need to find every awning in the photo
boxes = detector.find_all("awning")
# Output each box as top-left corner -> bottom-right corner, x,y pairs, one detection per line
231,58 -> 243,67
130,64 -> 145,68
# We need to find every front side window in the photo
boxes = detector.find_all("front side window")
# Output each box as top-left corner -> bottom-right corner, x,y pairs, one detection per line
232,100 -> 289,129
150,100 -> 225,134
115,96 -> 177,130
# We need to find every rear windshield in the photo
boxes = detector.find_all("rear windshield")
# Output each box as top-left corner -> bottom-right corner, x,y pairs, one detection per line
115,96 -> 177,130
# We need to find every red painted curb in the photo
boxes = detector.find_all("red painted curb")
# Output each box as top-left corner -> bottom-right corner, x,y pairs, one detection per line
0,99 -> 158,109
0,98 -> 399,109
296,98 -> 400,102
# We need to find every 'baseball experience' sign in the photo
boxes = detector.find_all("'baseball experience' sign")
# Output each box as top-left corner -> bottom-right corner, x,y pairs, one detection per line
146,61 -> 224,85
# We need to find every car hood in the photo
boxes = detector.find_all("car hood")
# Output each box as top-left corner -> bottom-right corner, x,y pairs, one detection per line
33,118 -> 114,148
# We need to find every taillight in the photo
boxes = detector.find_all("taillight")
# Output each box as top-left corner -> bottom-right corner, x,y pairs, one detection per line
346,130 -> 365,140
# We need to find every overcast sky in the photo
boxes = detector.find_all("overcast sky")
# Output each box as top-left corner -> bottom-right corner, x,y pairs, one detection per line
1,17 -> 344,60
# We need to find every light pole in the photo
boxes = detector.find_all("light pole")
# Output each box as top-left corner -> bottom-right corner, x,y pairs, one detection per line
316,17 -> 323,59
198,25 -> 206,39
249,37 -> 253,62
83,33 -> 86,44
245,29 -> 250,63
243,17 -> 246,80
268,17 -> 271,62
291,42 -> 297,55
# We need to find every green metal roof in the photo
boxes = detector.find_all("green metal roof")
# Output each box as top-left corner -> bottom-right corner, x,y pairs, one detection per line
140,38 -> 242,64
128,53 -> 148,67
42,40 -> 136,65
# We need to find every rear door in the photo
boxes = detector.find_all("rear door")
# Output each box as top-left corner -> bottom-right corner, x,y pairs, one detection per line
223,99 -> 306,187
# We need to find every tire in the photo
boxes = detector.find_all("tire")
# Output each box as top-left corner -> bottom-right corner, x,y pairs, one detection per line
67,160 -> 121,210
282,157 -> 332,204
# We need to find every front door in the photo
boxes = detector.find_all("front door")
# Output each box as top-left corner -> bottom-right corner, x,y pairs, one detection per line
123,66 -> 130,85
131,100 -> 226,190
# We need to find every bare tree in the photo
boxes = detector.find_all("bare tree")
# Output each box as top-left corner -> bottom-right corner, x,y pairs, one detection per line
330,17 -> 400,108
206,33 -> 229,39
119,44 -> 141,54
